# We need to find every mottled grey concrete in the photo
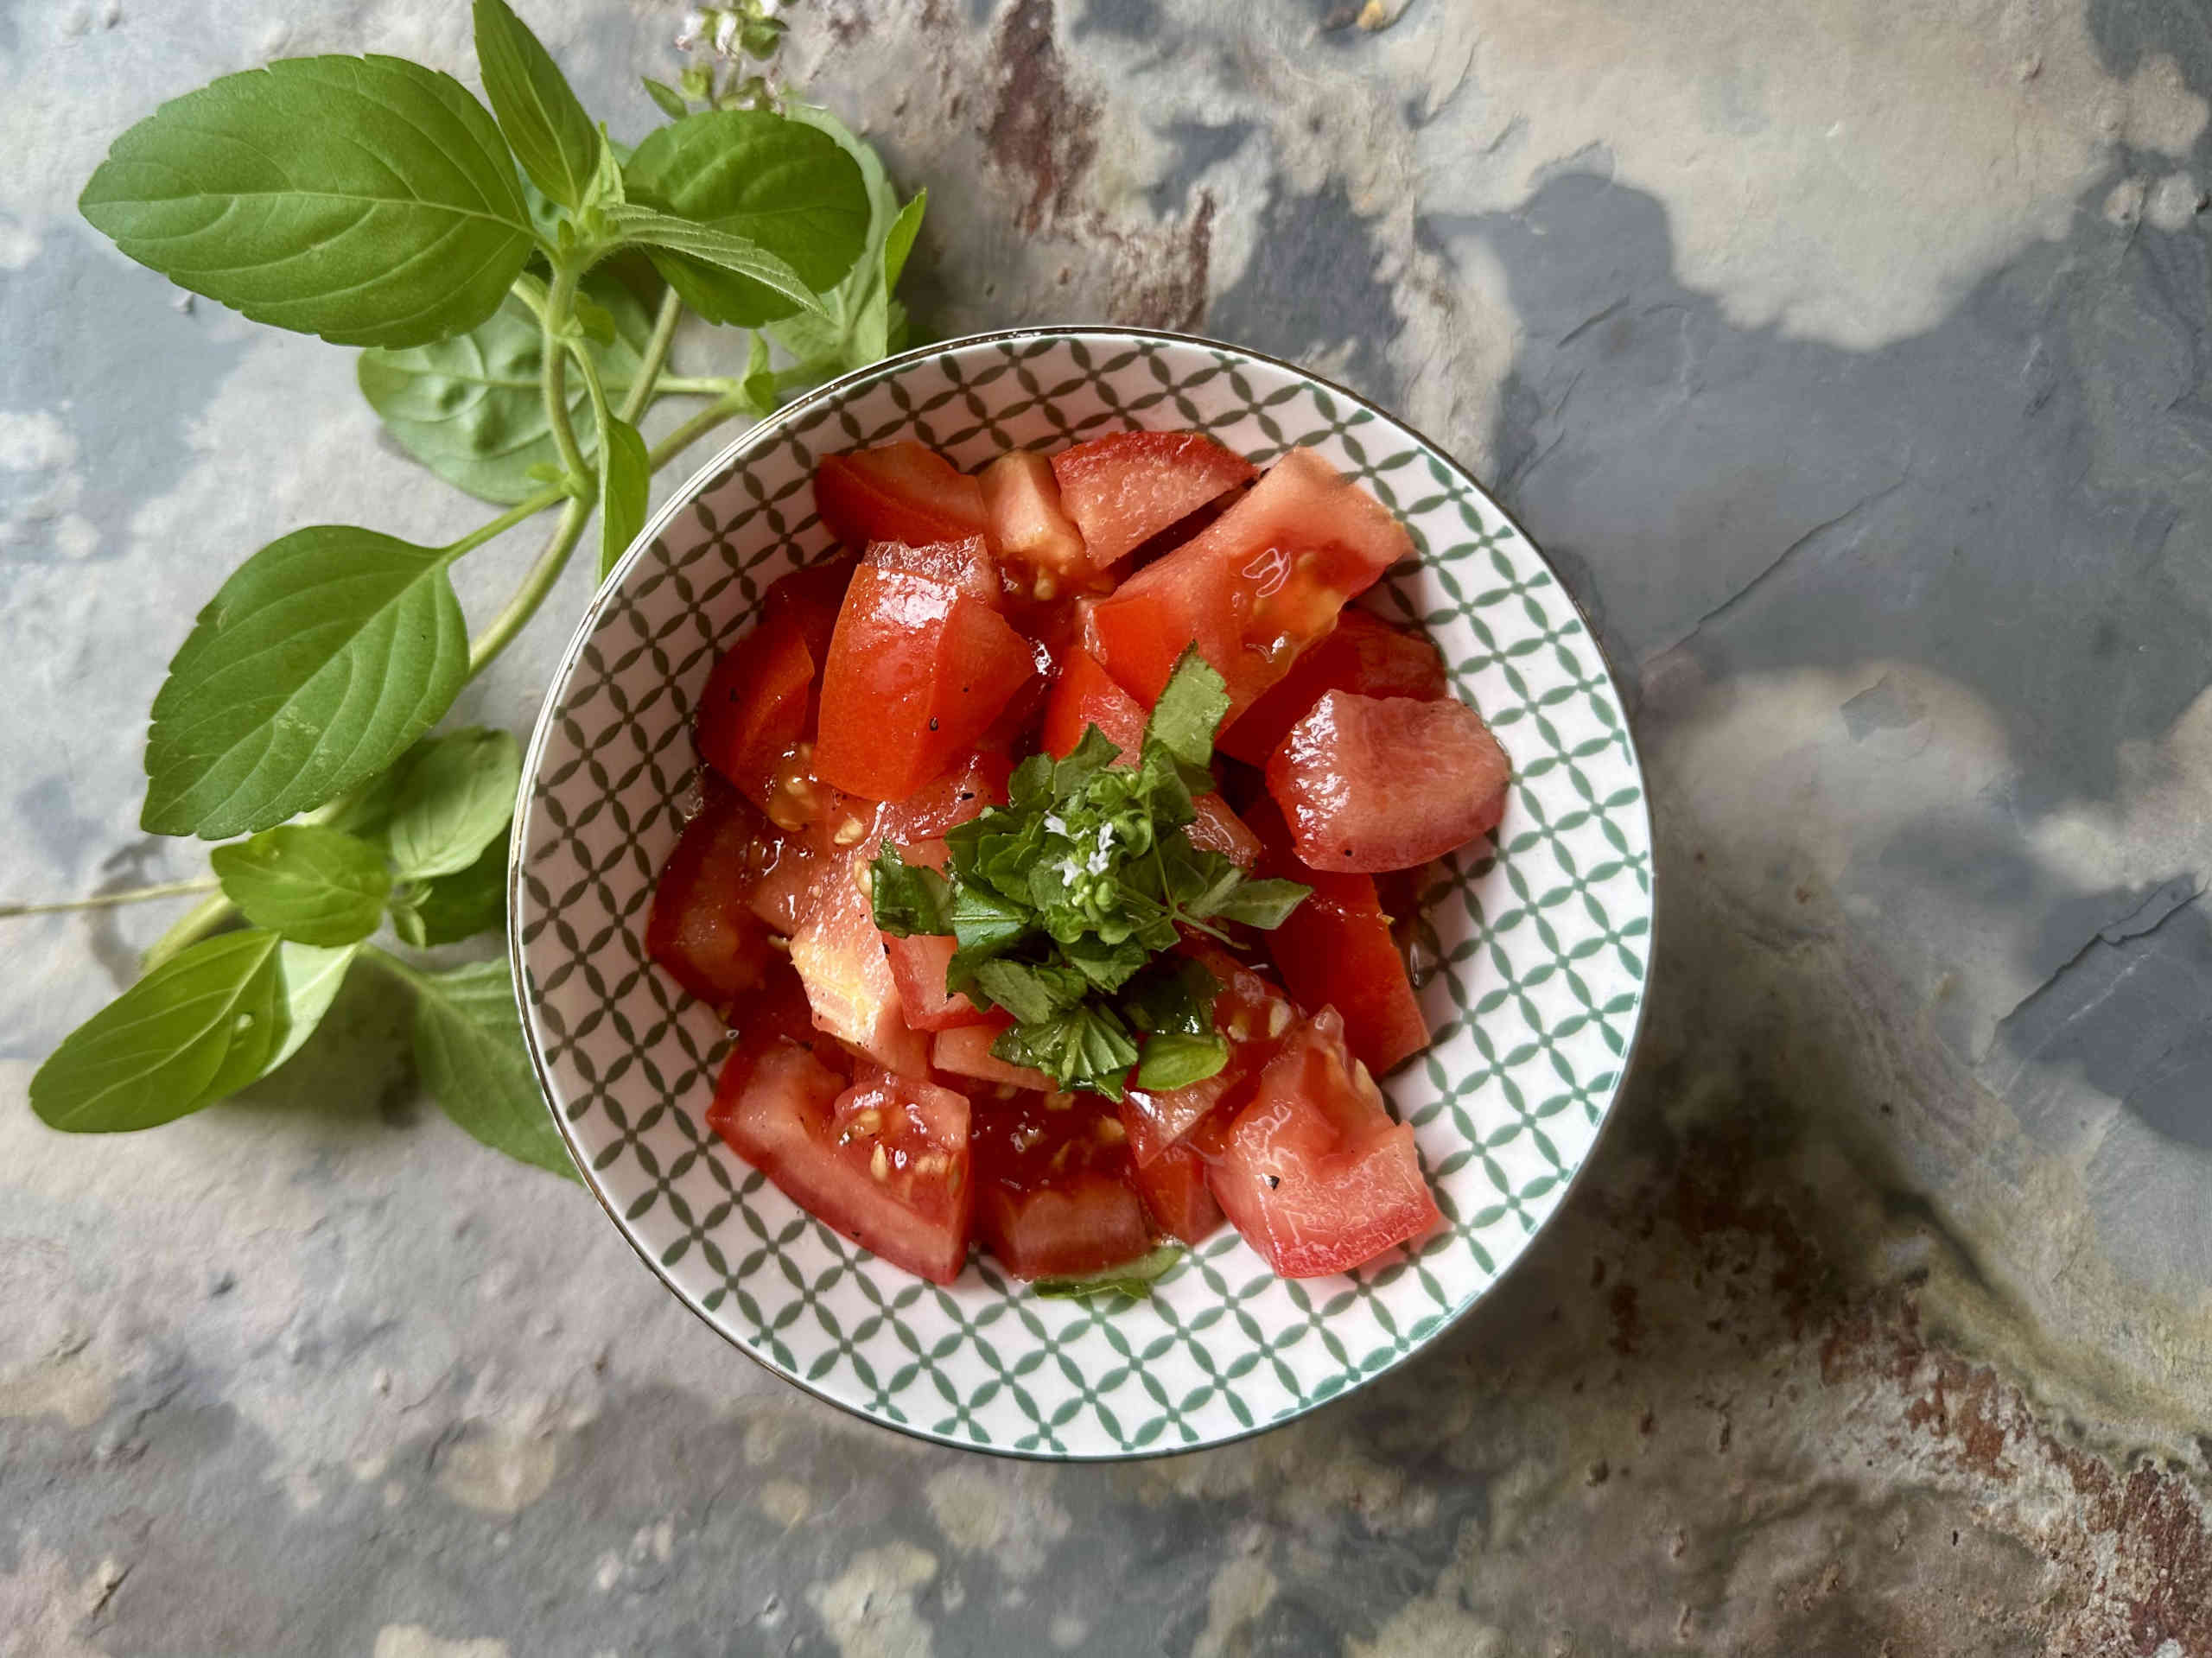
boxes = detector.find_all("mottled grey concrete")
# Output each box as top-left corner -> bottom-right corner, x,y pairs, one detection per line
7,1 -> 2212,1653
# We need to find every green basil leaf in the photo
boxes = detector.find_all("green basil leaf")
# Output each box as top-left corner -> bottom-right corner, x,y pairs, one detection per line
620,111 -> 866,324
211,824 -> 391,946
474,0 -> 601,212
642,77 -> 690,121
595,410 -> 651,582
1061,932 -> 1150,994
992,1004 -> 1138,1098
391,835 -> 509,948
263,941 -> 364,1074
741,328 -> 778,416
386,727 -> 522,880
357,276 -> 652,505
1122,956 -> 1220,1037
1052,725 -> 1124,797
1134,1031 -> 1230,1092
143,528 -> 469,839
948,881 -> 1031,961
29,930 -> 289,1132
78,57 -> 532,348
773,106 -> 914,372
869,843 -> 954,937
408,957 -> 576,1179
851,191 -> 925,366
599,203 -> 832,321
1034,1243 -> 1183,1301
1205,877 -> 1312,929
970,959 -> 1086,1025
1145,646 -> 1231,770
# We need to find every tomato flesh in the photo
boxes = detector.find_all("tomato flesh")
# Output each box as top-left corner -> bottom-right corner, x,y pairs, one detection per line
1206,1007 -> 1440,1277
1127,1137 -> 1225,1245
814,566 -> 1038,801
1040,643 -> 1148,761
973,1090 -> 1153,1278
982,451 -> 1088,579
1247,798 -> 1428,1074
932,1019 -> 1057,1093
789,849 -> 929,1077
1082,446 -> 1413,715
872,748 -> 1011,844
645,791 -> 779,1013
815,442 -> 988,549
1185,791 -> 1262,868
1219,607 -> 1447,765
1267,690 -> 1510,873
1050,430 -> 1255,571
867,536 -> 1001,607
1120,941 -> 1294,1165
695,619 -> 813,808
710,1045 -> 974,1284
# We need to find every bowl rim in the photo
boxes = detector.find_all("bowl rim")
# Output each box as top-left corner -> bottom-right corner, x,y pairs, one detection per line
509,321 -> 1656,1460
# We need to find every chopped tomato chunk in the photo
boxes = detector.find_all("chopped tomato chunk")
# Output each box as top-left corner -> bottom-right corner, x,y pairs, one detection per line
743,829 -> 824,936
709,1045 -> 974,1284
1127,1136 -> 1225,1245
1206,1007 -> 1440,1277
815,442 -> 988,549
982,451 -> 1088,580
790,850 -> 929,1077
872,748 -> 1011,844
931,1018 -> 1056,1093
1040,644 -> 1147,761
973,1090 -> 1153,1278
880,836 -> 991,1032
1081,446 -> 1414,716
1050,430 -> 1255,571
1120,941 -> 1295,1164
867,536 -> 1001,607
645,791 -> 779,1012
1267,691 -> 1510,872
694,617 -> 814,809
1219,608 -> 1448,765
814,566 -> 1038,801
760,556 -> 855,670
1247,798 -> 1427,1073
1185,791 -> 1262,867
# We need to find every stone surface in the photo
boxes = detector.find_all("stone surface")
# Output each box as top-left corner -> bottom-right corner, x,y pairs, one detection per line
5,0 -> 2212,1652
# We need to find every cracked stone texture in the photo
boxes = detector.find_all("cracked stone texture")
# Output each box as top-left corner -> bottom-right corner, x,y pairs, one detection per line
6,0 -> 2212,1652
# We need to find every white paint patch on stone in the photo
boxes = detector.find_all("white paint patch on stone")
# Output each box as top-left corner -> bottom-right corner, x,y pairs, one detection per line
0,1534 -> 111,1658
435,1428 -> 562,1516
371,1628 -> 511,1658
806,1543 -> 939,1658
1191,1551 -> 1278,1658
922,1464 -> 1071,1580
757,1477 -> 811,1528
2144,171 -> 2204,232
0,410 -> 75,472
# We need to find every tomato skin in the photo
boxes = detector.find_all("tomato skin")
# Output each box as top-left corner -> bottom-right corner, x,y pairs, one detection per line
709,1044 -> 975,1284
761,556 -> 856,668
695,618 -> 813,809
789,849 -> 930,1077
872,749 -> 1011,844
1247,798 -> 1428,1074
814,566 -> 1038,801
1206,1007 -> 1440,1278
1127,1136 -> 1225,1245
1040,644 -> 1147,761
1050,430 -> 1255,571
972,1091 -> 1154,1278
815,443 -> 988,549
645,791 -> 780,1013
867,536 -> 1001,607
1185,791 -> 1262,868
1219,608 -> 1447,765
1266,691 -> 1510,873
982,451 -> 1088,579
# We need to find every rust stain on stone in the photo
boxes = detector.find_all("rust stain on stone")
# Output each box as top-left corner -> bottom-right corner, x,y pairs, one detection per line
986,0 -> 1100,235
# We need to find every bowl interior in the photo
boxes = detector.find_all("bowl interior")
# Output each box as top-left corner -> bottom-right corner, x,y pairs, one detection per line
513,328 -> 1653,1458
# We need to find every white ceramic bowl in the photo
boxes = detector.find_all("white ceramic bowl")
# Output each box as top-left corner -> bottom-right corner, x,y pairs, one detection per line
512,327 -> 1654,1458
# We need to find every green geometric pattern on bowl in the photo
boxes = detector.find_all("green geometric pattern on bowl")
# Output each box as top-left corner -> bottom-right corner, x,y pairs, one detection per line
512,328 -> 1653,1458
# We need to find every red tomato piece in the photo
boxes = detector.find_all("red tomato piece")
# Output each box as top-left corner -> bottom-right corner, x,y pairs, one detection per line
982,451 -> 1088,580
1082,446 -> 1414,716
1050,430 -> 1256,571
1218,608 -> 1448,765
872,748 -> 1011,844
645,791 -> 779,1013
1127,1137 -> 1226,1245
789,849 -> 929,1077
814,566 -> 1039,801
867,536 -> 1001,607
709,1045 -> 974,1284
1247,798 -> 1428,1074
884,933 -> 992,1032
931,1019 -> 1057,1093
972,1091 -> 1154,1278
1120,941 -> 1295,1165
1267,691 -> 1510,873
694,619 -> 813,809
814,442 -> 988,550
760,556 -> 855,669
743,829 -> 824,936
1040,644 -> 1148,761
1206,1007 -> 1440,1278
725,956 -> 835,1059
1185,792 -> 1262,868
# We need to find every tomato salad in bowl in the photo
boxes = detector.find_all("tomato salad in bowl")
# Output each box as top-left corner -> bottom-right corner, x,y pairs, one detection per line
644,429 -> 1511,1293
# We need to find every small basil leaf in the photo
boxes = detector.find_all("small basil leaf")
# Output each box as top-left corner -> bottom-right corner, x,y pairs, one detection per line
1145,645 -> 1231,770
992,1005 -> 1138,1098
408,957 -> 576,1179
1052,725 -> 1123,796
211,824 -> 391,946
642,77 -> 690,121
474,0 -> 601,213
1134,1031 -> 1230,1092
969,959 -> 1084,1026
595,409 -> 651,583
262,941 -> 364,1075
391,834 -> 509,948
1060,933 -> 1149,994
1122,957 -> 1220,1037
1034,1243 -> 1183,1300
869,843 -> 954,937
29,930 -> 289,1132
622,111 -> 867,325
79,57 -> 531,347
143,528 -> 469,839
600,204 -> 830,320
386,727 -> 523,880
572,292 -> 619,345
1205,878 -> 1313,930
851,190 -> 925,366
948,884 -> 1030,961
